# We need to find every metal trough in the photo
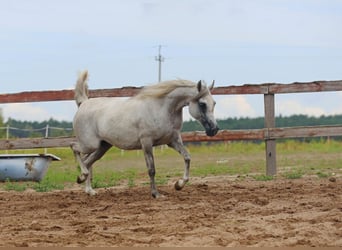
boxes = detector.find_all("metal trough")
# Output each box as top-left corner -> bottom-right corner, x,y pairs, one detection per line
0,154 -> 61,182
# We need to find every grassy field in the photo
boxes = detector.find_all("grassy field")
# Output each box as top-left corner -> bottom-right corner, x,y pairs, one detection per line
1,139 -> 341,192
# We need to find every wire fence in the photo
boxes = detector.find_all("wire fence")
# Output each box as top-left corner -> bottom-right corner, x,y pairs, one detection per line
0,125 -> 73,140
0,125 -> 166,155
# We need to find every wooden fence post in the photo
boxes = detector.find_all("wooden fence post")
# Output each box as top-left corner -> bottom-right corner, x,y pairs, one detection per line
264,92 -> 277,175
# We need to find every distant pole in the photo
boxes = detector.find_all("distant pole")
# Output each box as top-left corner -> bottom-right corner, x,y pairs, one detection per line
45,124 -> 49,138
155,45 -> 165,82
6,125 -> 9,140
44,124 -> 49,154
6,125 -> 9,154
155,45 -> 165,151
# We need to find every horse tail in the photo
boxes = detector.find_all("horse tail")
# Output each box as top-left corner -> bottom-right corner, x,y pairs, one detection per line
75,70 -> 89,107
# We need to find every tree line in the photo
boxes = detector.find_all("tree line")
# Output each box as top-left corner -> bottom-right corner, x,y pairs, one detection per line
182,114 -> 342,132
1,112 -> 342,138
0,117 -> 73,138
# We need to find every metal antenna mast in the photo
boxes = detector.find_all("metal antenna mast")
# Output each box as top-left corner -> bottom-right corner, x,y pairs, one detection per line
155,45 -> 165,82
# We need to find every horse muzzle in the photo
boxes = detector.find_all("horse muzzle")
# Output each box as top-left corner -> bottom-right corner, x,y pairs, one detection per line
199,116 -> 219,137
205,126 -> 219,137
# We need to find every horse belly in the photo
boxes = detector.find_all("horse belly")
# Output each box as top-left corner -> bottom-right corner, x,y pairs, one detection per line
100,126 -> 142,150
111,138 -> 142,150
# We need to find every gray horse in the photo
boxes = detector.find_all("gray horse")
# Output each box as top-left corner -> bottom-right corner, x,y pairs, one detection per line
71,70 -> 219,198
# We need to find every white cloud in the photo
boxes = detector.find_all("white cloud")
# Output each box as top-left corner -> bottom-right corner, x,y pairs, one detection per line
1,102 -> 76,122
1,103 -> 51,122
276,99 -> 325,117
215,95 -> 258,119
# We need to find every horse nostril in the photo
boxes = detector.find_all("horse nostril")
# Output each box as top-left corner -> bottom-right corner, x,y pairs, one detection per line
205,126 -> 219,137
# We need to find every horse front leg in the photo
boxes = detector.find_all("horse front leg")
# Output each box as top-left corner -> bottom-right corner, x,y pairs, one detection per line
141,140 -> 162,198
168,134 -> 191,191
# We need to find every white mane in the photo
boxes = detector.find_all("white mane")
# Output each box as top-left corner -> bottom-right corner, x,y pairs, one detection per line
135,80 -> 197,99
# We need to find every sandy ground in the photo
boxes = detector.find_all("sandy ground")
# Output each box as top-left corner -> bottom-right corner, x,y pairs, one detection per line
0,176 -> 341,247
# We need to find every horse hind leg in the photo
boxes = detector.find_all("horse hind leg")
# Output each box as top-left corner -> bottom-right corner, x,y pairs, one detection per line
81,141 -> 112,195
84,167 -> 95,195
70,142 -> 89,184
141,139 -> 163,198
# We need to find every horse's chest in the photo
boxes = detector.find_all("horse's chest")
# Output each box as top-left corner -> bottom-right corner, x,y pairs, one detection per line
144,122 -> 175,145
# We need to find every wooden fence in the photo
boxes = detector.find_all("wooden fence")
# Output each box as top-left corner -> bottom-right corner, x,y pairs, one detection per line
1,80 -> 342,175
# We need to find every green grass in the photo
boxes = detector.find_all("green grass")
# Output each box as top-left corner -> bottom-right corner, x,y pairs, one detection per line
1,139 -> 342,192
252,174 -> 274,181
33,177 -> 64,192
4,179 -> 28,191
316,171 -> 329,178
283,170 -> 303,179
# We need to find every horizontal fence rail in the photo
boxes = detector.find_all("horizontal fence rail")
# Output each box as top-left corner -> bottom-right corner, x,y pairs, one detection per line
1,80 -> 342,103
1,125 -> 342,150
1,79 -> 342,175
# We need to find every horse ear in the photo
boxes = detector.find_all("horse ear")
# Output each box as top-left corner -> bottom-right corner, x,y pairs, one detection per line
209,80 -> 215,91
197,80 -> 202,92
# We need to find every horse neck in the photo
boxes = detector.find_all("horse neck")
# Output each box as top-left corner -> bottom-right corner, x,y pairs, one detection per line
165,85 -> 199,112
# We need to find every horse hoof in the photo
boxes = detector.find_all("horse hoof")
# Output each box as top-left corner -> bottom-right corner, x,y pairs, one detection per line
174,179 -> 185,190
86,189 -> 97,196
152,192 -> 165,199
76,176 -> 83,184
77,175 -> 86,184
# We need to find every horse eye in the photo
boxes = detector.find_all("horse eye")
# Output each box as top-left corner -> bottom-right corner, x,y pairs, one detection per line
199,102 -> 206,109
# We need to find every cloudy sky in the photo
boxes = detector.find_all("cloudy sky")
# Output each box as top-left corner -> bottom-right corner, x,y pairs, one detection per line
1,0 -> 342,122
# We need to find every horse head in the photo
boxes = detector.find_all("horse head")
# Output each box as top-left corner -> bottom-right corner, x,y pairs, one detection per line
189,80 -> 219,137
